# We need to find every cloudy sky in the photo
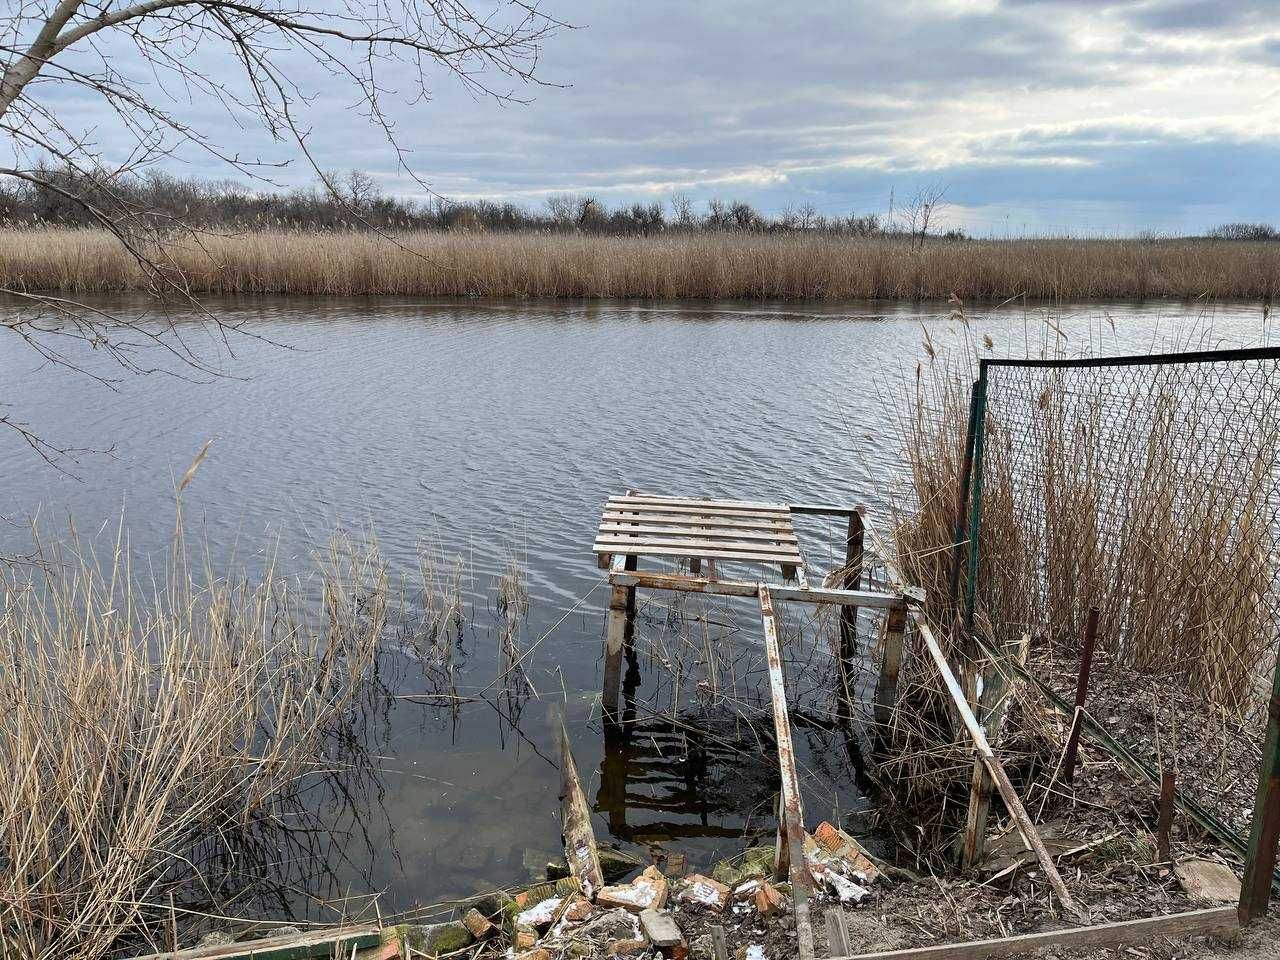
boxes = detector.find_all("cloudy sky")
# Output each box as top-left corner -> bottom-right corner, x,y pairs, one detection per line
44,0 -> 1280,234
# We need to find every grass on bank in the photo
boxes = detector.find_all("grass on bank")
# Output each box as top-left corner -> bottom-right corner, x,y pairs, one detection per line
1,228 -> 1279,301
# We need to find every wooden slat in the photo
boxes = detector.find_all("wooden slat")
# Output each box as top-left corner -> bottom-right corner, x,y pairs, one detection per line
594,534 -> 802,557
607,499 -> 790,520
607,570 -> 905,608
593,543 -> 801,564
759,585 -> 815,960
603,510 -> 793,532
556,712 -> 605,898
126,926 -> 382,960
598,522 -> 799,543
831,906 -> 1238,960
610,494 -> 789,511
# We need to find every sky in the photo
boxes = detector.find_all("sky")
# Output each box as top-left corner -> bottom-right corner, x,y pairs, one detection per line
29,0 -> 1280,235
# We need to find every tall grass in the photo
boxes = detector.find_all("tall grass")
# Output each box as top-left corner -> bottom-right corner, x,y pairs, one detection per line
0,529 -> 391,960
1,228 -> 1278,301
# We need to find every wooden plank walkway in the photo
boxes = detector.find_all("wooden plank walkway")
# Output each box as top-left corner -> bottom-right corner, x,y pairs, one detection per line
595,494 -> 803,575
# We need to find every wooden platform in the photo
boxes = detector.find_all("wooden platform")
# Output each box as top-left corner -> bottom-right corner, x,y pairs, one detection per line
594,494 -> 804,575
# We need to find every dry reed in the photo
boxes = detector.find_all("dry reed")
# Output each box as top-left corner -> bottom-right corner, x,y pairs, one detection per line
2,228 -> 1279,301
0,528 -> 390,960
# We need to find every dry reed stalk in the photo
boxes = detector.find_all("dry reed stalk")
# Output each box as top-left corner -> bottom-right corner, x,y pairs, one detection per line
1,228 -> 1279,301
0,526 -> 388,960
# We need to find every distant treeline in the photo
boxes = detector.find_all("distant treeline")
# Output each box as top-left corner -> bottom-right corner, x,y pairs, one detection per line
0,166 -> 934,238
1,167 -> 1275,242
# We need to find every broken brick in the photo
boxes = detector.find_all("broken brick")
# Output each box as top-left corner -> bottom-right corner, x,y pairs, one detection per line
461,909 -> 495,940
753,881 -> 786,916
675,874 -> 729,912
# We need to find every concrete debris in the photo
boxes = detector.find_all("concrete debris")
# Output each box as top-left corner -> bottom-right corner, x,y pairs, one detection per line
675,874 -> 730,912
822,870 -> 870,905
639,908 -> 685,950
730,877 -> 762,903
1173,858 -> 1242,904
517,896 -> 564,929
513,949 -> 552,960
598,865 -> 669,913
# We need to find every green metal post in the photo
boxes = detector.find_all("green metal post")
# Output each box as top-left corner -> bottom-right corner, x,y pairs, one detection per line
1240,651 -> 1280,923
946,379 -> 981,610
962,365 -> 989,639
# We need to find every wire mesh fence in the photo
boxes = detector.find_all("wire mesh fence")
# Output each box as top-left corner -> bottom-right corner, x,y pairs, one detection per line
963,347 -> 1280,891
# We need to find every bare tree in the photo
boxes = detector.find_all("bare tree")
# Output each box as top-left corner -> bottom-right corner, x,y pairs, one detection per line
0,0 -> 563,459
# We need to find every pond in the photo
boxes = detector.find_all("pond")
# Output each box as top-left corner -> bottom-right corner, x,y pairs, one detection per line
0,295 -> 1269,920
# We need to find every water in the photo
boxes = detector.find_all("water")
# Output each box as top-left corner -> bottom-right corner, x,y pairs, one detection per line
0,295 -> 1270,918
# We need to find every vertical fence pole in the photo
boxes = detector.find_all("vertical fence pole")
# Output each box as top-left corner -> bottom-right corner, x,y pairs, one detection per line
947,380 -> 982,610
1157,769 -> 1176,864
1240,654 -> 1280,924
962,366 -> 989,642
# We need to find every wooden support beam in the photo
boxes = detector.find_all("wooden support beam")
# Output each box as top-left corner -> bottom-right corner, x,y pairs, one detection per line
962,635 -> 1029,871
839,509 -> 865,678
602,554 -> 630,718
758,584 -> 816,960
126,926 -> 383,960
556,713 -> 605,898
1240,648 -> 1280,923
873,602 -> 907,728
860,514 -> 1077,915
829,906 -> 1238,960
607,569 -> 904,609
826,909 -> 852,958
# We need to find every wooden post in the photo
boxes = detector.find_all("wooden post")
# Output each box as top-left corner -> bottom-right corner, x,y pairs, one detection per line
873,602 -> 907,728
1157,769 -> 1176,864
758,585 -> 816,960
556,712 -> 605,898
840,509 -> 865,666
602,554 -> 635,719
1061,606 -> 1099,784
1240,652 -> 1280,924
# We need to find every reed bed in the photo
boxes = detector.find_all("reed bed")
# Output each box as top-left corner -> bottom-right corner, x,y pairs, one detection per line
2,228 -> 1279,301
0,529 -> 394,960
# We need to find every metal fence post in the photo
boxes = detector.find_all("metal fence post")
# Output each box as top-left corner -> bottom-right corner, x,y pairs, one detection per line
962,364 -> 989,642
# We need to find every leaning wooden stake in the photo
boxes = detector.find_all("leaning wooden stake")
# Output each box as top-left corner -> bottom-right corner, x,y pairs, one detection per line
758,584 -> 816,960
555,711 -> 605,898
1240,647 -> 1280,923
861,518 -> 1078,916
1061,607 -> 1099,784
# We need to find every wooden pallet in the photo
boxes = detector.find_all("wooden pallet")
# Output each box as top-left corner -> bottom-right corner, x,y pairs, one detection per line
594,494 -> 803,576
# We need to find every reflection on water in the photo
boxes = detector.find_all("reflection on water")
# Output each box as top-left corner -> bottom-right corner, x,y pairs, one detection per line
0,295 -> 1270,917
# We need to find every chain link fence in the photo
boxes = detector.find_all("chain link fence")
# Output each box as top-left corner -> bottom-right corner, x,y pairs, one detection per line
962,347 -> 1280,902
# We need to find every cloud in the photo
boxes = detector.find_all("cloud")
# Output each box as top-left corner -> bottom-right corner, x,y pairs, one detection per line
24,0 -> 1280,233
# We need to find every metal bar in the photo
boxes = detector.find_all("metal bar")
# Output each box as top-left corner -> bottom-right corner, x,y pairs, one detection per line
606,569 -> 904,608
1241,648 -> 1280,922
979,345 -> 1280,371
758,584 -> 816,960
1157,770 -> 1176,864
839,509 -> 864,668
788,503 -> 863,517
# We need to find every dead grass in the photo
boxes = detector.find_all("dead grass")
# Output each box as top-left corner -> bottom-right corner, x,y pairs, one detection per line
2,228 -> 1279,301
0,527 -> 392,960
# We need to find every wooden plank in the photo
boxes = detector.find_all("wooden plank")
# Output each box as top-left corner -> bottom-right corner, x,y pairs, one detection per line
602,510 -> 793,532
606,499 -> 791,520
593,543 -> 801,564
602,553 -> 630,717
595,534 -> 802,557
606,570 -> 904,608
830,906 -> 1238,960
608,494 -> 790,512
710,925 -> 730,960
789,503 -> 862,517
758,584 -> 816,960
860,515 -> 1077,916
598,522 -> 800,543
556,713 -> 605,898
126,926 -> 382,960
826,909 -> 852,958
873,603 -> 907,727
